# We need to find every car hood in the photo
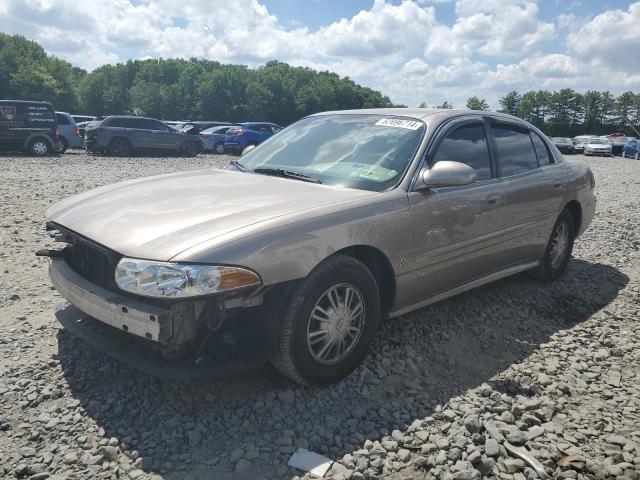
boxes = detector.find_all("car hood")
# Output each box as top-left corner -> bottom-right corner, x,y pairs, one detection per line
46,168 -> 374,260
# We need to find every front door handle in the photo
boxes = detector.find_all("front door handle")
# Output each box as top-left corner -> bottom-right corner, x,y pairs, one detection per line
486,193 -> 502,207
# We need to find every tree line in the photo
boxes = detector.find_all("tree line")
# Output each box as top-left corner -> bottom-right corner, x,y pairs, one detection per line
1,33 -> 396,125
3,33 -> 640,135
423,92 -> 640,137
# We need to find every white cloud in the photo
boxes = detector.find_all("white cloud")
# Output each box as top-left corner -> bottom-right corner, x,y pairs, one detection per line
425,1 -> 555,59
567,2 -> 640,73
0,0 -> 638,109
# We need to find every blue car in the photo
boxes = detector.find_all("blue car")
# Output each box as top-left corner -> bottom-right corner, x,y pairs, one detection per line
224,122 -> 282,154
621,138 -> 640,159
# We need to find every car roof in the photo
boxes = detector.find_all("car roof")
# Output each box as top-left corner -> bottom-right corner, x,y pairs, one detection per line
307,108 -> 526,124
239,122 -> 281,126
0,99 -> 53,106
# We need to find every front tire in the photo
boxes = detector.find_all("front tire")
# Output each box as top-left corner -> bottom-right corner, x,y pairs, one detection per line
29,138 -> 52,156
530,209 -> 575,282
272,255 -> 380,385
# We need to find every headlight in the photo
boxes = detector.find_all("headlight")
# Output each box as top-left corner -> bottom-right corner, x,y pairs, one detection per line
115,257 -> 260,298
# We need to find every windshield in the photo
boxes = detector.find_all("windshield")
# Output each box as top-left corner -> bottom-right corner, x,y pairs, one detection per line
589,139 -> 604,144
237,114 -> 425,192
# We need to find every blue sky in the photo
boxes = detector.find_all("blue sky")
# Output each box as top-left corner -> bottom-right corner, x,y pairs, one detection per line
1,0 -> 638,108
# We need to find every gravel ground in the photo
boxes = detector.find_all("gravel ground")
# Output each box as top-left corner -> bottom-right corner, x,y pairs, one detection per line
0,151 -> 638,480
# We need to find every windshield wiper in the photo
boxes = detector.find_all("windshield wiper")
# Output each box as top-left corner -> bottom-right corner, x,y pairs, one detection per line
229,160 -> 248,171
253,167 -> 322,184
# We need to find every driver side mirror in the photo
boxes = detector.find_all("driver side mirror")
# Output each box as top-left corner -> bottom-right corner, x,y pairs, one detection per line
418,161 -> 477,189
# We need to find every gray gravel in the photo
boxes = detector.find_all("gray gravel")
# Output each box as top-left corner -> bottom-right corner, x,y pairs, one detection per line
0,151 -> 638,480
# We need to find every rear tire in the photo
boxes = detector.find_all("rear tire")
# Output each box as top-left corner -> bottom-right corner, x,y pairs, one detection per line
272,255 -> 380,385
108,138 -> 131,157
530,209 -> 575,282
28,138 -> 52,156
214,142 -> 225,154
60,137 -> 68,154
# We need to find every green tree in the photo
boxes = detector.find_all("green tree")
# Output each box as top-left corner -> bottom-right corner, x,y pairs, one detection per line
498,91 -> 521,116
435,101 -> 453,109
466,96 -> 489,111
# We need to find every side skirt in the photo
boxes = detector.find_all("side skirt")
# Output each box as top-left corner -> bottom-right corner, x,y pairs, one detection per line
388,261 -> 539,319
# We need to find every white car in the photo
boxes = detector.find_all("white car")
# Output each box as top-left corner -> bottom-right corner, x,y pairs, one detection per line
584,138 -> 612,156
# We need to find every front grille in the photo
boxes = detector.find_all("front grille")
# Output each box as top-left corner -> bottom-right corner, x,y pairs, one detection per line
49,223 -> 121,293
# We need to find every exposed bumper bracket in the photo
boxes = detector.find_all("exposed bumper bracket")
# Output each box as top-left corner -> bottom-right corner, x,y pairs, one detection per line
49,257 -> 172,342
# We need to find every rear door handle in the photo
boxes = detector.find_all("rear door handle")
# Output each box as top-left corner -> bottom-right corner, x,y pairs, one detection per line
486,193 -> 502,207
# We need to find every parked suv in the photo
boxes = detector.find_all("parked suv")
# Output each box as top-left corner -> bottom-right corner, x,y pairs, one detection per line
0,100 -> 59,155
224,122 -> 282,154
85,116 -> 202,156
55,112 -> 84,152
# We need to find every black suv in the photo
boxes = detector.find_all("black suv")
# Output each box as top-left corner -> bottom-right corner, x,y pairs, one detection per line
0,100 -> 60,155
85,116 -> 202,156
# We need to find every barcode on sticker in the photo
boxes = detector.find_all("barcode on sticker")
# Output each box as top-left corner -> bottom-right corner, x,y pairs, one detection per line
375,118 -> 423,130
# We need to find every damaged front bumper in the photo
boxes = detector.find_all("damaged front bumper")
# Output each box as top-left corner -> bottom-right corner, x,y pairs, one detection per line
47,254 -> 292,378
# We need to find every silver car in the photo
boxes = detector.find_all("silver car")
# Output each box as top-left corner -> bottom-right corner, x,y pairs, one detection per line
584,137 -> 612,156
42,109 -> 596,385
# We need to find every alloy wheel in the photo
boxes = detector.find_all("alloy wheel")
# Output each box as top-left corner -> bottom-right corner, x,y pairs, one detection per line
306,283 -> 365,365
550,222 -> 569,269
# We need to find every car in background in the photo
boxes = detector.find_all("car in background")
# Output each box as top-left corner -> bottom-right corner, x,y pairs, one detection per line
0,99 -> 59,155
584,137 -> 612,156
224,122 -> 283,154
609,136 -> 634,155
573,135 -> 594,153
180,121 -> 230,134
622,138 -> 640,159
200,125 -> 235,153
72,115 -> 96,124
551,137 -> 574,154
55,112 -> 84,152
85,116 -> 202,157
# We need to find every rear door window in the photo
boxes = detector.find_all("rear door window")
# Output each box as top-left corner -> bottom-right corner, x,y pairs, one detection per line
56,113 -> 70,125
530,132 -> 553,166
491,124 -> 539,176
128,118 -> 147,129
145,119 -> 168,131
432,123 -> 492,181
107,118 -> 129,128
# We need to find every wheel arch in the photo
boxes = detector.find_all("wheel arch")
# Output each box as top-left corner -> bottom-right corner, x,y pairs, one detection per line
564,200 -> 582,233
333,245 -> 396,317
23,133 -> 55,151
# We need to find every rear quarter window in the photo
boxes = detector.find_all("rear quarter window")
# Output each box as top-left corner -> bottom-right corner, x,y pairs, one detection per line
530,132 -> 553,166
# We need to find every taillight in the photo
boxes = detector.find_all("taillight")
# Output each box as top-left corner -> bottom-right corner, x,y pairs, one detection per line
74,126 -> 80,135
234,129 -> 246,136
199,134 -> 209,140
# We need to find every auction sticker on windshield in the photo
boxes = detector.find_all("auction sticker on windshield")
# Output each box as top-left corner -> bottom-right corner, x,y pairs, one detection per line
375,118 -> 423,130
